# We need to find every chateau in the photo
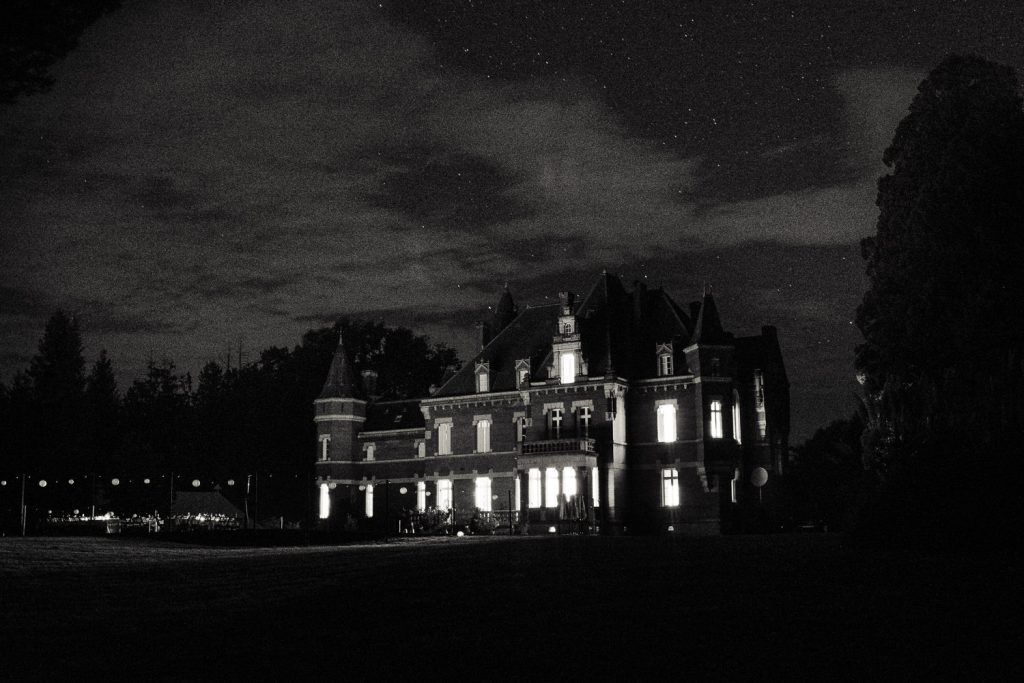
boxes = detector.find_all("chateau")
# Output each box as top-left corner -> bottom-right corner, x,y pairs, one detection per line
314,272 -> 788,534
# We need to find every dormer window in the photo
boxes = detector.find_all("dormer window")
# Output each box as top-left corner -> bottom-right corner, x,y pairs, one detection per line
559,352 -> 576,384
515,358 -> 531,389
656,342 -> 674,377
475,361 -> 490,393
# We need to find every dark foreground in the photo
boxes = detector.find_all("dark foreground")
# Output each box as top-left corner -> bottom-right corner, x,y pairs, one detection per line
1,534 -> 1019,680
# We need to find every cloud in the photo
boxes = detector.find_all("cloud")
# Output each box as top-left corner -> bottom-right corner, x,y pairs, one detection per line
834,67 -> 924,173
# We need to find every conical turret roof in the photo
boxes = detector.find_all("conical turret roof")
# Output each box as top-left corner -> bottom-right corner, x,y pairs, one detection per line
318,330 -> 359,399
492,283 -> 518,335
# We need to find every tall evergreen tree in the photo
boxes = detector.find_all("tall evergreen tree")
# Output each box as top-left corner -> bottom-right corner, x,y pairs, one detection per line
855,54 -> 1024,541
26,310 -> 87,473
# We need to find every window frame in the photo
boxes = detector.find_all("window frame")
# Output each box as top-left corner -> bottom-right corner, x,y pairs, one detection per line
662,468 -> 680,507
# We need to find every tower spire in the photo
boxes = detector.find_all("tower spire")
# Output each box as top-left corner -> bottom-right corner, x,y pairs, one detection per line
318,329 -> 358,399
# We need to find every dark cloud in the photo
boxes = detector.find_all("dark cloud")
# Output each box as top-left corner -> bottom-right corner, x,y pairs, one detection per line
0,286 -> 53,317
364,150 -> 535,230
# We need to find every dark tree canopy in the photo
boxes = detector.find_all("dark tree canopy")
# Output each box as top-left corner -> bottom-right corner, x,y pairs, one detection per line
0,0 -> 120,103
854,55 -> 1024,543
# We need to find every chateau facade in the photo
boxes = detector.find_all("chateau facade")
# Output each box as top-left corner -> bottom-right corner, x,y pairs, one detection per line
314,272 -> 788,534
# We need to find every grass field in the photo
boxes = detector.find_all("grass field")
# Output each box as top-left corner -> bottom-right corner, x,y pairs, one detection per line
1,533 -> 1019,680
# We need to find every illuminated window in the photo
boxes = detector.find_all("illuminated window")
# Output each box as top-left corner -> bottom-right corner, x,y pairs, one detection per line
416,481 -> 426,512
545,467 -> 559,508
476,419 -> 491,453
658,353 -> 673,377
562,467 -> 577,498
662,468 -> 680,507
319,483 -> 330,519
709,400 -> 723,439
474,477 -> 492,511
528,468 -> 542,508
516,417 -> 525,442
549,408 -> 563,438
515,476 -> 521,510
518,368 -> 530,388
657,404 -> 677,443
754,370 -> 767,439
436,479 -> 452,509
417,441 -> 426,458
365,444 -> 375,461
476,370 -> 489,393
560,352 -> 576,384
319,436 -> 330,461
365,484 -> 374,518
592,466 -> 599,507
578,406 -> 592,437
437,422 -> 452,455
732,390 -> 742,445
730,468 -> 740,504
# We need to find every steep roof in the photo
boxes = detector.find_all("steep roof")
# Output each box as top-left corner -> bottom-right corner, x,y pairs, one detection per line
689,290 -> 728,345
318,331 -> 359,399
432,272 -> 710,397
363,399 -> 425,431
492,284 -> 518,334
433,304 -> 561,397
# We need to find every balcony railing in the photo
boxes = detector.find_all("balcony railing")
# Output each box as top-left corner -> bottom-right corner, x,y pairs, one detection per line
521,437 -> 596,455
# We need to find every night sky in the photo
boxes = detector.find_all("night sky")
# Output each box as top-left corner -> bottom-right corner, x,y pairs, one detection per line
2,0 -> 1022,441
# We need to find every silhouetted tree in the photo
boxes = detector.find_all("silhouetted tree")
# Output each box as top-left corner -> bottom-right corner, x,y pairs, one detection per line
0,0 -> 120,103
25,310 -> 86,473
83,350 -> 120,475
855,54 -> 1024,543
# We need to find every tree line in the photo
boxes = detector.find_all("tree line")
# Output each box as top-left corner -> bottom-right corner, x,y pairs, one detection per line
0,312 -> 459,521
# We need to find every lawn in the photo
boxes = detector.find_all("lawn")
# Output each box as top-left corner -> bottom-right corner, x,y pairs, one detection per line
0,534 -> 1019,680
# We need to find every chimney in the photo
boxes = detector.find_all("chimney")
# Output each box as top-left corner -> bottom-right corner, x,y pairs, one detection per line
558,291 -> 575,315
632,282 -> 647,323
477,321 -> 492,350
361,369 -> 379,397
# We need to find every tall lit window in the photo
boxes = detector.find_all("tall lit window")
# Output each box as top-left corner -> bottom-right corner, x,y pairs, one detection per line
515,476 -> 521,510
560,352 -> 576,384
662,468 -> 680,507
474,477 -> 492,511
754,369 -> 767,439
709,400 -> 723,439
528,468 -> 542,508
545,467 -> 559,508
476,419 -> 491,453
562,466 -> 577,498
417,441 -> 426,458
319,483 -> 330,519
657,404 -> 677,443
416,481 -> 426,512
732,390 -> 742,445
578,406 -> 592,437
592,466 -> 599,507
476,370 -> 489,393
319,436 -> 330,461
518,368 -> 530,388
365,484 -> 374,518
658,353 -> 673,377
436,479 -> 453,509
437,422 -> 452,455
549,408 -> 563,438
365,444 -> 375,461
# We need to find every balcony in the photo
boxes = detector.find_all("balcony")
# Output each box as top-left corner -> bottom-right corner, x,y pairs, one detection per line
521,437 -> 595,455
